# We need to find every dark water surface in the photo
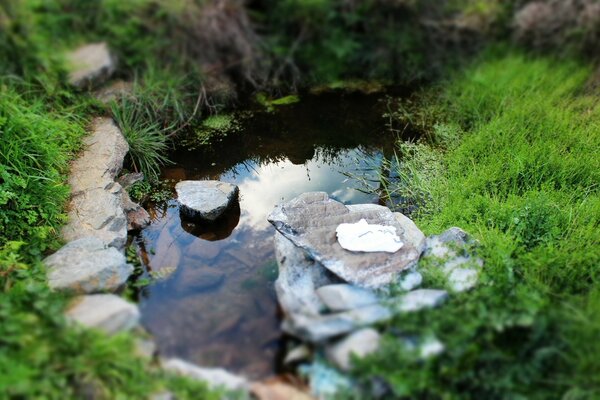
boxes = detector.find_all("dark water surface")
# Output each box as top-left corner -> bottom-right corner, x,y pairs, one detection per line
136,90 -> 406,379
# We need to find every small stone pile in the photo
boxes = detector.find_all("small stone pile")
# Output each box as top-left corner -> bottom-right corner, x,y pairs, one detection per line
267,192 -> 482,395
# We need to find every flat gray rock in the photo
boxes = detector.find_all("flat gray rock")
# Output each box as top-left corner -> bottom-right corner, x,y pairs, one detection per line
67,42 -> 116,88
268,192 -> 425,288
326,328 -> 381,371
66,294 -> 140,335
62,117 -> 129,249
45,237 -> 132,293
393,289 -> 448,312
316,284 -> 379,312
422,227 -> 483,292
176,180 -> 239,221
161,358 -> 248,391
283,303 -> 391,343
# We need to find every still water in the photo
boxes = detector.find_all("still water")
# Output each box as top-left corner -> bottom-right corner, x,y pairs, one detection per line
135,90 -> 406,378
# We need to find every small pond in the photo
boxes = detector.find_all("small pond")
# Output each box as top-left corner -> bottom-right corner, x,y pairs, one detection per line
134,89 -> 413,379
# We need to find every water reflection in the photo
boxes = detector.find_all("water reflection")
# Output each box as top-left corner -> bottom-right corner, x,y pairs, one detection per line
136,90 -> 404,379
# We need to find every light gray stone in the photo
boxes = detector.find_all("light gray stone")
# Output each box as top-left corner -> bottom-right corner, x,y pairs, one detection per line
284,344 -> 312,365
176,180 -> 239,221
66,294 -> 140,334
398,269 -> 423,291
325,328 -> 381,371
94,80 -> 133,103
274,232 -> 335,319
62,117 -> 129,249
45,237 -> 132,293
161,358 -> 248,391
283,304 -> 391,343
268,193 -> 424,288
316,284 -> 379,312
67,42 -> 116,88
422,227 -> 483,292
393,289 -> 448,312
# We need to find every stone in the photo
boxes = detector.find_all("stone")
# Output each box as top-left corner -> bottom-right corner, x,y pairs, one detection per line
45,237 -> 133,293
419,337 -> 445,358
274,232 -> 336,319
422,227 -> 483,292
283,303 -> 391,343
93,80 -> 133,103
176,180 -> 239,221
135,337 -> 157,359
150,392 -> 175,400
316,284 -> 379,312
116,172 -> 144,190
284,344 -> 312,365
393,289 -> 448,312
336,219 -> 404,253
251,379 -> 315,400
66,294 -> 140,335
268,193 -> 424,288
67,42 -> 116,88
177,266 -> 225,292
325,328 -> 381,371
300,361 -> 353,398
161,358 -> 248,391
122,191 -> 151,231
398,269 -> 423,291
62,117 -> 129,249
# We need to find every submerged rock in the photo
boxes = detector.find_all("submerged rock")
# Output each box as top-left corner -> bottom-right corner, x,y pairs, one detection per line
325,328 -> 381,371
66,294 -> 140,334
316,284 -> 379,312
176,180 -> 239,221
66,42 -> 116,89
161,358 -> 248,391
176,266 -> 225,293
268,192 -> 425,289
422,227 -> 483,292
62,117 -> 129,249
45,237 -> 132,293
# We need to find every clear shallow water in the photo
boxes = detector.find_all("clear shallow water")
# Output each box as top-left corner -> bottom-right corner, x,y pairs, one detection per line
135,90 -> 410,378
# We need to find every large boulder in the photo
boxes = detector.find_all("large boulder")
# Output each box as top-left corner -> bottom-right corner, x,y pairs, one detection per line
62,117 -> 129,249
44,237 -> 132,293
66,294 -> 140,335
67,42 -> 116,89
176,180 -> 239,221
268,192 -> 425,289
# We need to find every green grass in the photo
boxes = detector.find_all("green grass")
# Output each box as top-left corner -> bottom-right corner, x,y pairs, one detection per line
351,52 -> 600,399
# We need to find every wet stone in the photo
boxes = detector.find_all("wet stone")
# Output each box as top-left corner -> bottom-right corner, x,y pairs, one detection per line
176,180 -> 239,221
268,192 -> 425,289
45,237 -> 132,293
176,266 -> 225,293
